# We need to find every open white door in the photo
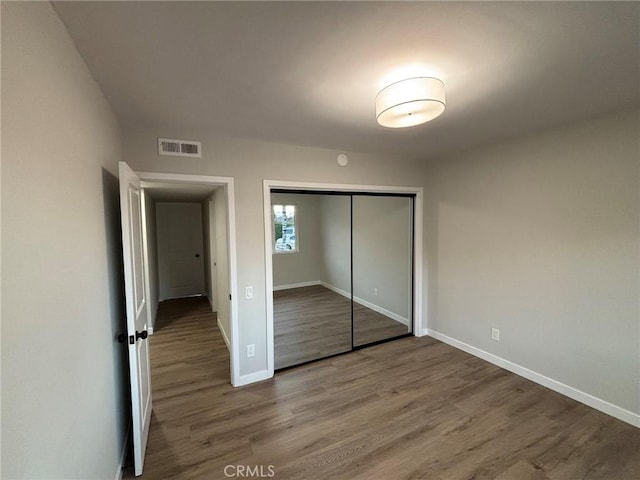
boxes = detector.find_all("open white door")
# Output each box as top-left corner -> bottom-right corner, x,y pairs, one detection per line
119,161 -> 152,476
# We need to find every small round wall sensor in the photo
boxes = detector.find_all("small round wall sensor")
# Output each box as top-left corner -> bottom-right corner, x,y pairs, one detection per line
337,154 -> 349,167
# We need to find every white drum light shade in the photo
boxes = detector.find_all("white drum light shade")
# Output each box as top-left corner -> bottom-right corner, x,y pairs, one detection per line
376,77 -> 446,128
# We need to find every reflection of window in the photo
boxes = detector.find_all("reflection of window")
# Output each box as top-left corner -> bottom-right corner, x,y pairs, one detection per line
273,204 -> 298,253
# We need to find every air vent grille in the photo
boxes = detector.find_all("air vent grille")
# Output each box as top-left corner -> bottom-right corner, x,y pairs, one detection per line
158,138 -> 202,158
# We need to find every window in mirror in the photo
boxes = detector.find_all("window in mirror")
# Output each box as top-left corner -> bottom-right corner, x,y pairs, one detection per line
273,204 -> 298,253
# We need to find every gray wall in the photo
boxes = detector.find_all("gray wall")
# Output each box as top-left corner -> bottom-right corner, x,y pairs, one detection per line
202,195 -> 216,310
424,109 -> 639,415
144,193 -> 159,329
214,188 -> 231,339
272,193 -> 323,287
1,2 -> 127,478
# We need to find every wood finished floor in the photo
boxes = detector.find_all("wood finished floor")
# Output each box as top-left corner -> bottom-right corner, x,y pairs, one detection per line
274,285 -> 409,369
126,297 -> 639,480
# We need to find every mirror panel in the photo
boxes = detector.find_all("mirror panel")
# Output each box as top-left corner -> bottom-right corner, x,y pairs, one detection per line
352,195 -> 413,346
272,193 -> 351,369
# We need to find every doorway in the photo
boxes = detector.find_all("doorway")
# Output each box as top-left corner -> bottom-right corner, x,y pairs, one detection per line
137,172 -> 240,385
120,165 -> 240,476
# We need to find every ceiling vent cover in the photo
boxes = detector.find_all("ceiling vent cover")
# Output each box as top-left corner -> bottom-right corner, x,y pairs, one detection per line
158,138 -> 202,158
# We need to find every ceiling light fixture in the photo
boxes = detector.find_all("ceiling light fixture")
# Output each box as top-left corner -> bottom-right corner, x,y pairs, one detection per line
375,77 -> 446,128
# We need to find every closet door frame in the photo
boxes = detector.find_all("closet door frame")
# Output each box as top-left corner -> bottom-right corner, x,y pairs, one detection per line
263,180 -> 425,377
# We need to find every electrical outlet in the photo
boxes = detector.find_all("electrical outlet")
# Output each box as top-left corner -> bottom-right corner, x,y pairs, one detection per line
374,288 -> 378,296
247,344 -> 255,357
245,286 -> 253,299
491,328 -> 500,341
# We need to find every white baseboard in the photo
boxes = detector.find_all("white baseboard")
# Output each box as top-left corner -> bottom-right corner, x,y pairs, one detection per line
319,281 -> 409,326
234,369 -> 271,387
273,280 -> 321,291
113,427 -> 130,480
427,329 -> 640,428
217,317 -> 230,351
417,328 -> 428,337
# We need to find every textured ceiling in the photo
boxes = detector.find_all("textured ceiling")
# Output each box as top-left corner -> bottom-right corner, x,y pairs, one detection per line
54,1 -> 639,160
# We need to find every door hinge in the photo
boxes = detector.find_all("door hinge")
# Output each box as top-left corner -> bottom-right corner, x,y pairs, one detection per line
229,294 -> 232,300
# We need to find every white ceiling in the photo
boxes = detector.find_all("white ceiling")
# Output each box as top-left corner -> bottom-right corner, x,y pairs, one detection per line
53,1 -> 639,161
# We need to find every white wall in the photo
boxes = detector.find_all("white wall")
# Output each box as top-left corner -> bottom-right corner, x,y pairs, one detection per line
272,193 -> 323,287
1,2 -> 127,478
424,109 -> 640,418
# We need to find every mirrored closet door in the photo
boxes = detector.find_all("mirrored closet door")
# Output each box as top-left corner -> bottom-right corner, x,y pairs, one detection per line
272,190 -> 414,370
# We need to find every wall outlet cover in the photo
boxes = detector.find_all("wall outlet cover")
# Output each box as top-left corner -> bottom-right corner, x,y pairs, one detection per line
491,328 -> 500,341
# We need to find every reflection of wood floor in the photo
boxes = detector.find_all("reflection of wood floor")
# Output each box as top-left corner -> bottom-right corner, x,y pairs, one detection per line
127,296 -> 639,480
274,284 -> 409,369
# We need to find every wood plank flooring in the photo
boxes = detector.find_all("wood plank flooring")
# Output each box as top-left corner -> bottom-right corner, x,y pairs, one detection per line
274,285 -> 409,369
126,297 -> 639,480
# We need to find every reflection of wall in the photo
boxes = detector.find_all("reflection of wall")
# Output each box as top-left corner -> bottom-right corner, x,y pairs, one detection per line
319,195 -> 351,293
272,193 -> 323,288
353,196 -> 411,320
273,193 -> 411,323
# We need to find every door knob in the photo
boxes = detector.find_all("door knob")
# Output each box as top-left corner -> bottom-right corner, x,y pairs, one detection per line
136,330 -> 148,341
117,333 -> 126,343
